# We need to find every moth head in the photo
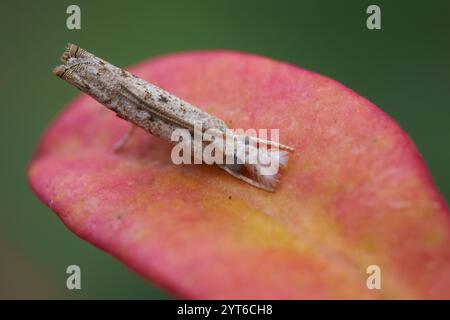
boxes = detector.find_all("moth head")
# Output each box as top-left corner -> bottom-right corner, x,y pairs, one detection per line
53,44 -> 115,100
61,43 -> 92,62
53,44 -> 92,81
52,62 -> 90,92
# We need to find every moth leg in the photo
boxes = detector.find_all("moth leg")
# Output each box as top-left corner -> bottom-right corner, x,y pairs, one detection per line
218,165 -> 275,192
113,125 -> 137,152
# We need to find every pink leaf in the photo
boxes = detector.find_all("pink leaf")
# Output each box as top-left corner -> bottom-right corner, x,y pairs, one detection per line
28,51 -> 450,299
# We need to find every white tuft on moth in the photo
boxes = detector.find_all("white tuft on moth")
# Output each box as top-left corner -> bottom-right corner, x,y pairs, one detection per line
53,44 -> 294,192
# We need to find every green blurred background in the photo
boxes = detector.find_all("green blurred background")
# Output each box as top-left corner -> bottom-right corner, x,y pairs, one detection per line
0,0 -> 449,299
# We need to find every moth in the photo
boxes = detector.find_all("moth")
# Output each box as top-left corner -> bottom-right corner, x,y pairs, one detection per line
53,44 -> 293,191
